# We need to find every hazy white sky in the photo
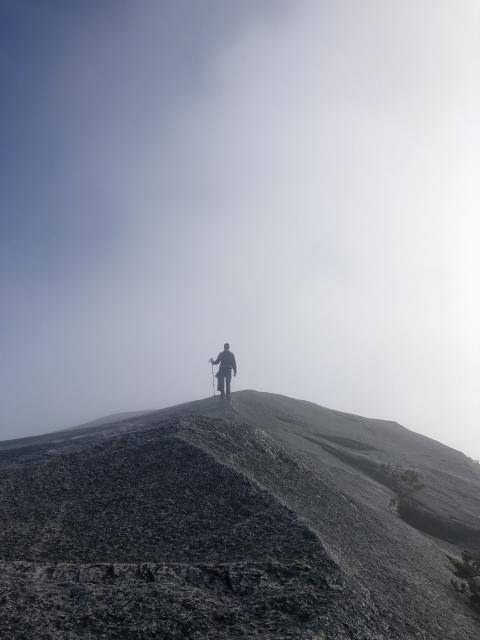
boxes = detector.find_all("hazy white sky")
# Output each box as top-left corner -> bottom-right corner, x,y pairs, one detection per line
1,1 -> 479,458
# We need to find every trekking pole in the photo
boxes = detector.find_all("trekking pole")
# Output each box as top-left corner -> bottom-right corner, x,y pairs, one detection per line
211,362 -> 216,396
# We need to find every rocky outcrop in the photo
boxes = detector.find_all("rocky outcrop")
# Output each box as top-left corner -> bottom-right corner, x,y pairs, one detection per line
0,559 -> 342,639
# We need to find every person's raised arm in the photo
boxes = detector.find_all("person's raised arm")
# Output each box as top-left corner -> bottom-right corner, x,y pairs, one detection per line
211,353 -> 222,365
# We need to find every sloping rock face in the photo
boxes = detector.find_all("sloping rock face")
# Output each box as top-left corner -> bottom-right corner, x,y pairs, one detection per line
0,416 -> 386,639
0,422 -> 319,565
132,390 -> 480,545
1,392 -> 479,639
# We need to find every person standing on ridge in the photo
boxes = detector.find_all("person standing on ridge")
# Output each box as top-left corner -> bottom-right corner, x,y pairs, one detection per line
209,343 -> 237,400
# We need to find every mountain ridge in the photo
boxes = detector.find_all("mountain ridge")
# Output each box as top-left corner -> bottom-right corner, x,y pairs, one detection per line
0,391 -> 479,638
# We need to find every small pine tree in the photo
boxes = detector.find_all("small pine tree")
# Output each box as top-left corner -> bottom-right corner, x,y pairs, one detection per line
380,464 -> 424,510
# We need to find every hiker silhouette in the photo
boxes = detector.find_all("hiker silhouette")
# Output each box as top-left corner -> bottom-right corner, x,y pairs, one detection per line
209,343 -> 237,400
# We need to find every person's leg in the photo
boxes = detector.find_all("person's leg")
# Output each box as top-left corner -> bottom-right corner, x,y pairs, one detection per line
218,372 -> 225,398
225,369 -> 232,399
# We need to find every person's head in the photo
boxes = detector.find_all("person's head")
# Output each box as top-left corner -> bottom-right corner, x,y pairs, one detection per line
224,343 -> 230,351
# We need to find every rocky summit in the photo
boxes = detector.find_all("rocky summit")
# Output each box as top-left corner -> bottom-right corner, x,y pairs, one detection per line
0,390 -> 479,639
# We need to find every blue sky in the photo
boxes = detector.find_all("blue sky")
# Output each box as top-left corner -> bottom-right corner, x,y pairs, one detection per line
1,1 -> 479,459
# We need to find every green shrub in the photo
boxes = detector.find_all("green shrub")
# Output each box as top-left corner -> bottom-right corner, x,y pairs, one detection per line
448,551 -> 480,612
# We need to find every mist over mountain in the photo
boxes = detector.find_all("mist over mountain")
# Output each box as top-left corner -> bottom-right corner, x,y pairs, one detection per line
2,0 -> 480,462
1,390 -> 479,639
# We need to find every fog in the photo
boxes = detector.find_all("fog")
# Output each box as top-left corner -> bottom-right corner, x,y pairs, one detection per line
1,1 -> 479,458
